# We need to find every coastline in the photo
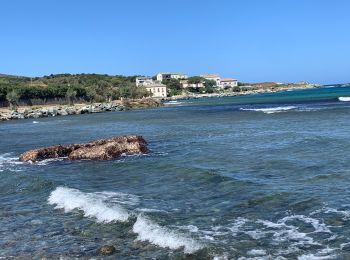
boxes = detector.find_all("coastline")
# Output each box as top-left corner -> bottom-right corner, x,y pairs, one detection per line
0,98 -> 162,122
0,84 -> 320,122
163,84 -> 319,101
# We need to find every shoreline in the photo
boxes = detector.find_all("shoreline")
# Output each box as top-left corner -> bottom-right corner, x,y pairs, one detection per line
0,85 -> 321,122
0,98 -> 162,122
163,84 -> 319,101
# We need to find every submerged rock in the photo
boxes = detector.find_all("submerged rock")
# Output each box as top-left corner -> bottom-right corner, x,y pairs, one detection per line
19,135 -> 149,162
98,245 -> 116,255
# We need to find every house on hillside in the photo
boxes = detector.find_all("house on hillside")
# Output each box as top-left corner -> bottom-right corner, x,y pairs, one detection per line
219,78 -> 238,88
135,77 -> 167,98
201,74 -> 221,86
136,77 -> 154,86
156,72 -> 188,82
201,74 -> 238,88
145,83 -> 167,98
180,79 -> 204,89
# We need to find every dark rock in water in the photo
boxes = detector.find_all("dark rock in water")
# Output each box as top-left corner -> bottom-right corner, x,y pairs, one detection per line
98,245 -> 116,255
19,135 -> 149,162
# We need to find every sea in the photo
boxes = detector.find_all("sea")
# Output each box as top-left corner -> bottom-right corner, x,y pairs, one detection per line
1,86 -> 350,259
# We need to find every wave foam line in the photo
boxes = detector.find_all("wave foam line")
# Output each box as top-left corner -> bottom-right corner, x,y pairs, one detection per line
240,106 -> 297,114
133,215 -> 203,254
48,187 -> 129,222
48,187 -> 203,254
338,97 -> 350,102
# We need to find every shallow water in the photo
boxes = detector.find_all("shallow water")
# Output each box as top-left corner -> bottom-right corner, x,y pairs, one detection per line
2,86 -> 350,259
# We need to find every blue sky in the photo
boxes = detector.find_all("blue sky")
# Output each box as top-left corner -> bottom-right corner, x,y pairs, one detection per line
1,0 -> 350,84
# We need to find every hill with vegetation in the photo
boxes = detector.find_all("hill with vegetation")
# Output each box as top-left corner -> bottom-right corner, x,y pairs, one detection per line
0,73 -> 151,107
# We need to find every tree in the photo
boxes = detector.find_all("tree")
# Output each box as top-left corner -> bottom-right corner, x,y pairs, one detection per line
203,79 -> 216,93
162,78 -> 182,96
6,89 -> 20,111
204,79 -> 216,88
0,85 -> 7,102
85,87 -> 97,103
188,76 -> 204,84
232,86 -> 241,92
104,89 -> 114,102
66,87 -> 77,105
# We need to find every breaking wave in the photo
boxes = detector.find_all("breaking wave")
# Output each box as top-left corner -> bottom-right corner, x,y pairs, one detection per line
48,187 -> 130,222
338,96 -> 350,102
48,186 -> 203,253
133,215 -> 203,253
240,106 -> 297,114
48,187 -> 349,257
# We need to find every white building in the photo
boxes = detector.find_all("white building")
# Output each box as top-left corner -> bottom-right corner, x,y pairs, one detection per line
180,79 -> 204,88
219,78 -> 238,88
156,72 -> 188,82
145,83 -> 167,98
136,76 -> 154,87
201,74 -> 221,86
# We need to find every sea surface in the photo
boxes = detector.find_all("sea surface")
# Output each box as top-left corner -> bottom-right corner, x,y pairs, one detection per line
1,86 -> 350,259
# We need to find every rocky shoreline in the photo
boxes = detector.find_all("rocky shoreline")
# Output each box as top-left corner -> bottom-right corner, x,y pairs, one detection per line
0,98 -> 162,122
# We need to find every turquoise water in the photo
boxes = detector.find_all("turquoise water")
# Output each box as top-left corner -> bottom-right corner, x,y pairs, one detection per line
1,86 -> 350,259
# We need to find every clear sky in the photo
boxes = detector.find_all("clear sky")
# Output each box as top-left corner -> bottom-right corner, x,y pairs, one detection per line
1,0 -> 350,84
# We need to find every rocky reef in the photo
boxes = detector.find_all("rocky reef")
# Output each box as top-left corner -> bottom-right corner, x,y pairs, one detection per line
19,135 -> 149,162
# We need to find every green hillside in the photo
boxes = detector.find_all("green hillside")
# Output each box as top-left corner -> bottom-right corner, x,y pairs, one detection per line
0,73 -> 150,104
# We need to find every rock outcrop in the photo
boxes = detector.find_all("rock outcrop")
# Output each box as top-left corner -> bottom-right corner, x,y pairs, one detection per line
98,245 -> 117,255
19,135 -> 149,162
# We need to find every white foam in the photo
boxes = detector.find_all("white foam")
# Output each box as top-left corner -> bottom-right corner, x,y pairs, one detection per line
227,217 -> 248,235
48,187 -> 203,253
177,225 -> 199,233
32,121 -> 39,124
247,249 -> 267,256
257,219 -> 287,229
258,215 -> 328,246
95,191 -> 140,206
164,100 -> 183,105
35,157 -> 66,165
338,97 -> 350,102
311,207 -> 350,220
298,252 -> 337,260
213,254 -> 229,260
0,153 -> 24,172
245,230 -> 268,240
133,215 -> 203,253
48,187 -> 130,222
136,208 -> 168,213
280,215 -> 331,233
240,106 -> 297,114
